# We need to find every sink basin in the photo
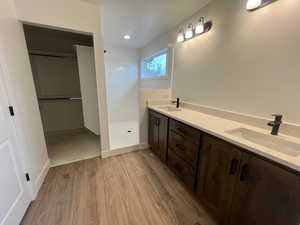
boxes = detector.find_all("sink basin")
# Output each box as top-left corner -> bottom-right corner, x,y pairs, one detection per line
226,128 -> 300,157
158,106 -> 182,112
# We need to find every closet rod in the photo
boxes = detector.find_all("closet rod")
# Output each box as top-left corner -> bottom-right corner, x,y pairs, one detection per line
30,53 -> 65,58
39,97 -> 82,101
29,50 -> 76,58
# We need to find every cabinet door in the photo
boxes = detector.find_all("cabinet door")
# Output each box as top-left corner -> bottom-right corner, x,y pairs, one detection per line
157,114 -> 168,161
196,135 -> 242,224
148,111 -> 159,155
229,153 -> 300,225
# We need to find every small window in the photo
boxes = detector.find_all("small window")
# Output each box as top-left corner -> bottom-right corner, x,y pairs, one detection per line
141,49 -> 168,79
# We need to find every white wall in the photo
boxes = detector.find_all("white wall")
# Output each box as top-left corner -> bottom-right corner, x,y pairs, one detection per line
105,46 -> 139,122
14,0 -> 99,34
172,0 -> 300,124
14,0 -> 110,153
0,0 -> 49,197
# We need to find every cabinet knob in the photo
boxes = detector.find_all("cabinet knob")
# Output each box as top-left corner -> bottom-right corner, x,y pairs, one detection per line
175,144 -> 185,151
229,158 -> 239,175
177,127 -> 185,134
240,164 -> 249,182
156,118 -> 160,126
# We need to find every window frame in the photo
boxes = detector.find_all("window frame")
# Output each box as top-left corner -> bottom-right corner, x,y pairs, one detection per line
140,48 -> 170,80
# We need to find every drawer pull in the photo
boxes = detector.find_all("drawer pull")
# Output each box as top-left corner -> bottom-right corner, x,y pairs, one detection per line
177,127 -> 186,134
240,164 -> 249,182
229,158 -> 239,175
156,118 -> 160,126
175,144 -> 185,151
174,162 -> 184,172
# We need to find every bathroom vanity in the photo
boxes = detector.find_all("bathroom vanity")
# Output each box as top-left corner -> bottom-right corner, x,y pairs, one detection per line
148,107 -> 300,225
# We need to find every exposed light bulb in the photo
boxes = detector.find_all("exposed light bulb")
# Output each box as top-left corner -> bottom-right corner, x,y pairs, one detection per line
177,29 -> 184,43
177,34 -> 184,43
195,17 -> 205,34
246,0 -> 262,10
185,24 -> 194,39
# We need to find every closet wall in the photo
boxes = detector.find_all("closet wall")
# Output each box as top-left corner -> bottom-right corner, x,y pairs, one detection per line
23,25 -> 93,135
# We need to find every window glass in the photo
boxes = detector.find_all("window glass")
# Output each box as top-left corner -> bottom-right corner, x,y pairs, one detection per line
141,50 -> 168,79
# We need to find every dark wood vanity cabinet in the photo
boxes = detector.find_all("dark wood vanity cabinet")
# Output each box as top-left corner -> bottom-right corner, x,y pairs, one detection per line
167,119 -> 201,189
168,119 -> 201,166
196,135 -> 242,225
148,109 -> 300,225
167,149 -> 197,190
197,135 -> 300,225
148,110 -> 169,161
229,153 -> 300,225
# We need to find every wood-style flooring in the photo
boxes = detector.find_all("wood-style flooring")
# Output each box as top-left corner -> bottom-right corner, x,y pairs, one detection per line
21,150 -> 217,225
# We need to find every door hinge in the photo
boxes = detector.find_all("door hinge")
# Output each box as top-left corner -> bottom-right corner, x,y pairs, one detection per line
8,106 -> 15,116
25,173 -> 30,182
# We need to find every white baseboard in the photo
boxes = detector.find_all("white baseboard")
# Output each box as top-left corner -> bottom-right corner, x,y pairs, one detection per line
32,159 -> 50,199
101,143 -> 149,158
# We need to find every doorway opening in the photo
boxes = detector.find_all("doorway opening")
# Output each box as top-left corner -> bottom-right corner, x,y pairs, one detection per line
23,25 -> 101,167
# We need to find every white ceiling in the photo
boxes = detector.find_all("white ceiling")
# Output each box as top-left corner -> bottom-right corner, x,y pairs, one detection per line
101,0 -> 211,48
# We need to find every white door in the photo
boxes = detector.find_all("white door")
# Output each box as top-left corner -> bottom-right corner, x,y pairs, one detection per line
0,65 -> 31,225
75,45 -> 100,135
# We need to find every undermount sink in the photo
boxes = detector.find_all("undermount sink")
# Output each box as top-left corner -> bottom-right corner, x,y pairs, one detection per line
226,128 -> 300,157
158,106 -> 182,112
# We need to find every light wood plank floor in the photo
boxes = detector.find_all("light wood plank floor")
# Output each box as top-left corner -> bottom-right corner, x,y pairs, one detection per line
21,150 -> 217,225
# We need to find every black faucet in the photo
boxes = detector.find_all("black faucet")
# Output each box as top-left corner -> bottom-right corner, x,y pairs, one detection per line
171,98 -> 180,108
267,114 -> 283,135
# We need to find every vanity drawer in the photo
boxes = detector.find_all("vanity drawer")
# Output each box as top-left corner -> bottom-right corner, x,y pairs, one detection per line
168,130 -> 200,167
170,119 -> 201,145
167,148 -> 196,190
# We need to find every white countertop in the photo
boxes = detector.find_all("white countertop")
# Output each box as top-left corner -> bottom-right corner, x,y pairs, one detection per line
148,105 -> 300,172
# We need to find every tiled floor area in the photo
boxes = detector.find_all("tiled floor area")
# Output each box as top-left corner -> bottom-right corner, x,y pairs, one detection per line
109,120 -> 139,150
46,130 -> 101,167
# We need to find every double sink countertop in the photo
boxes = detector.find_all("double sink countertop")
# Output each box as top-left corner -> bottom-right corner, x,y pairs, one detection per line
148,104 -> 300,173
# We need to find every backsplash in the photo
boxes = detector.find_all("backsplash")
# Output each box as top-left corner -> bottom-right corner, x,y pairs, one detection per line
182,101 -> 300,139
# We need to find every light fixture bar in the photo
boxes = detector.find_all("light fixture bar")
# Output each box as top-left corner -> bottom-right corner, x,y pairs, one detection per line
176,17 -> 212,43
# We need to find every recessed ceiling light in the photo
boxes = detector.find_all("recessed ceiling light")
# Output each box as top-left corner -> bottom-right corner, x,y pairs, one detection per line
124,35 -> 131,40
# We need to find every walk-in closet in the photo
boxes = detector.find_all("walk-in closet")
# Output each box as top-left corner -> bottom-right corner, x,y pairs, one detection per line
24,25 -> 101,166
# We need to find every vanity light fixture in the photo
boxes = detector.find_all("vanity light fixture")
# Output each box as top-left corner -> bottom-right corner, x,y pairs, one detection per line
177,29 -> 185,43
195,17 -> 205,34
185,24 -> 194,40
177,17 -> 212,43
